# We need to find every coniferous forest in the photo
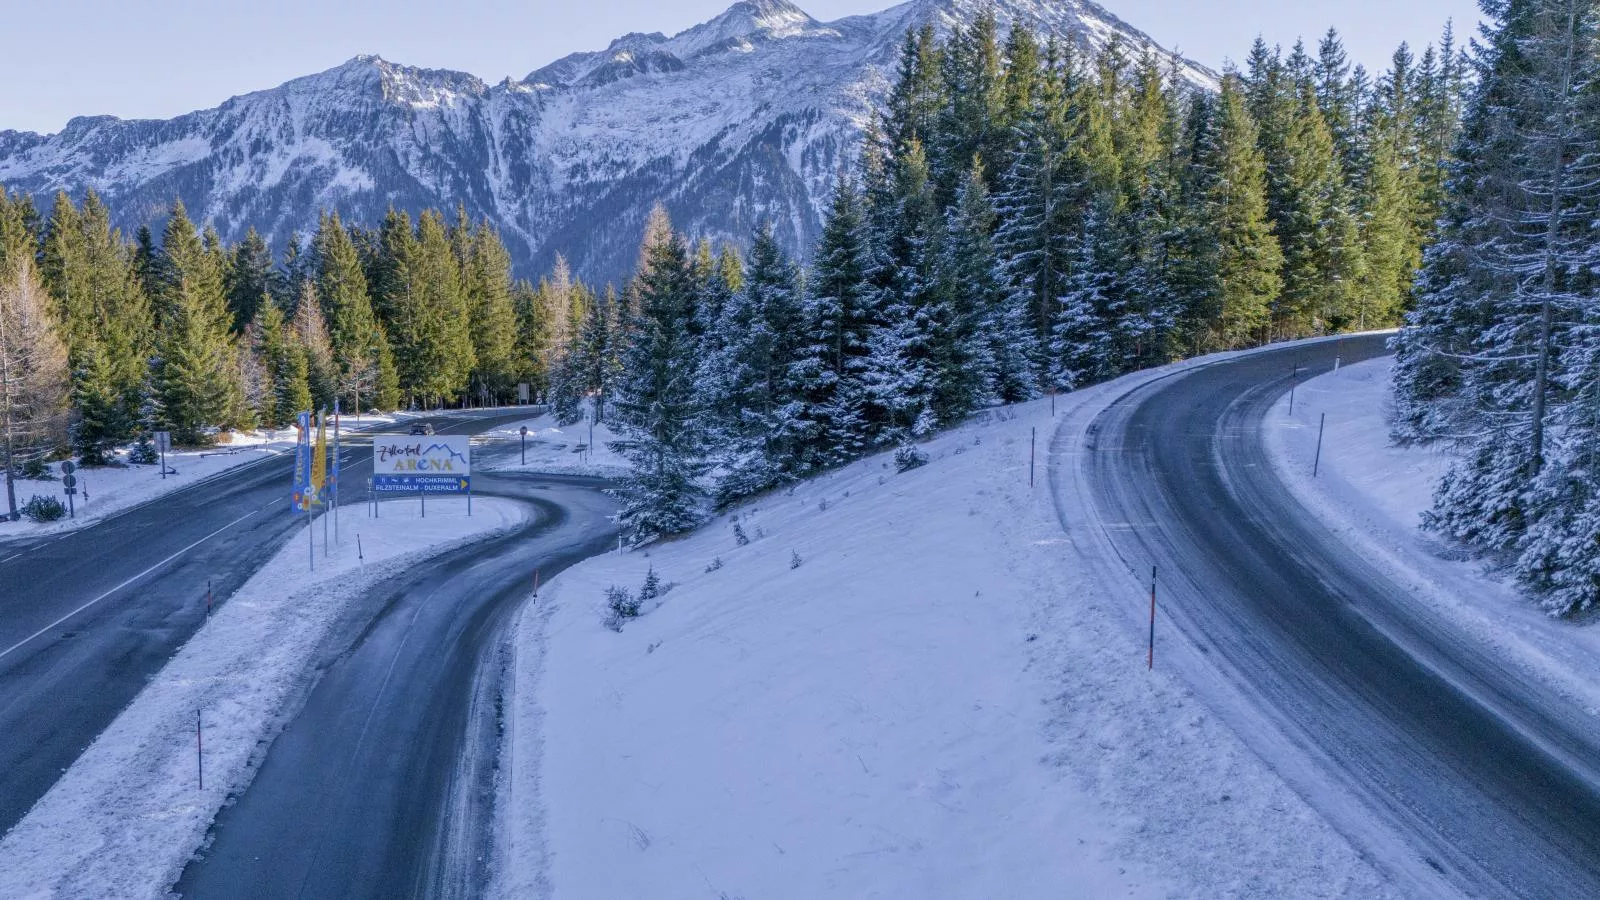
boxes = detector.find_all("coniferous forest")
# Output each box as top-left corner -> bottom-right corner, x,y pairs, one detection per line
1,12 -> 1494,569
1393,0 -> 1600,616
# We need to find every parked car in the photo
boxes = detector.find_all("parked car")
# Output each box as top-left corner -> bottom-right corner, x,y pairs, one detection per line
410,422 -> 435,436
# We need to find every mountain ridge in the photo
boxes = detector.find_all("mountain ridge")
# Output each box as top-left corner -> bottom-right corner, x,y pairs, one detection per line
0,0 -> 1216,283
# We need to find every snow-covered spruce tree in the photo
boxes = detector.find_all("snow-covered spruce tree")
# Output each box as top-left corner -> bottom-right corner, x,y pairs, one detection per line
862,138 -> 943,439
572,285 -> 623,424
992,39 -> 1079,365
936,159 -> 1015,409
1393,0 -> 1600,614
1051,200 -> 1153,389
703,223 -> 806,506
608,223 -> 708,540
793,177 -> 875,470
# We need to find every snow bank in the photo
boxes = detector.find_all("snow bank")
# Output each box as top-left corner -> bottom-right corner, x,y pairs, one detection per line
1265,357 -> 1600,719
0,411 -> 423,545
496,343 -> 1395,899
475,405 -> 628,476
0,497 -> 530,900
0,436 -> 290,543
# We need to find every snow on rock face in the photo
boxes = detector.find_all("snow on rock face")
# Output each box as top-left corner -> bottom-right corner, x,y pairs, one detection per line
0,0 -> 1215,284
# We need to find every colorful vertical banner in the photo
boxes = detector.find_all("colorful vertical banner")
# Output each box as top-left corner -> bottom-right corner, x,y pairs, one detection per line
311,410 -> 328,506
291,411 -> 313,514
330,400 -> 341,502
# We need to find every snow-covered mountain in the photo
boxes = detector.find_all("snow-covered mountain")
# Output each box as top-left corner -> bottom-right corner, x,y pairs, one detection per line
0,0 -> 1214,283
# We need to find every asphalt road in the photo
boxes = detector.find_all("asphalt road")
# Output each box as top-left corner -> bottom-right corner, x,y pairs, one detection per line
1079,334 -> 1600,898
0,410 -> 534,836
174,472 -> 617,900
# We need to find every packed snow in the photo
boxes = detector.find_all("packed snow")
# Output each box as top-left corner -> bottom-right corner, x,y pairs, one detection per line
1265,356 -> 1600,719
475,406 -> 629,476
0,431 -> 292,544
0,497 -> 530,900
493,351 -> 1396,900
0,412 -> 420,545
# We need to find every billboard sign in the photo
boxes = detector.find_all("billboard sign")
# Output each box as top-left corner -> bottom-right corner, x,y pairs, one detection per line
373,435 -> 471,495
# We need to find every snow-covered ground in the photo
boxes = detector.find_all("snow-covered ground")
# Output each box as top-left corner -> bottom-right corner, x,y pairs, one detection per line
475,404 -> 628,476
1265,357 -> 1600,720
494,348 -> 1397,899
0,497 -> 530,900
0,433 -> 290,543
0,412 -> 424,545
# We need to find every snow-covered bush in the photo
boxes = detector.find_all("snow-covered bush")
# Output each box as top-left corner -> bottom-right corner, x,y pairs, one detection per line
21,495 -> 67,522
129,435 -> 159,465
639,567 -> 662,602
604,585 -> 641,631
895,445 -> 929,472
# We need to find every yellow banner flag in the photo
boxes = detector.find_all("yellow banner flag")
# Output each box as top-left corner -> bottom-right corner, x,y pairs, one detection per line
311,410 -> 327,504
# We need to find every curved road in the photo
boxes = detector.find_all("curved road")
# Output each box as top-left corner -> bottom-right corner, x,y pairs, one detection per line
174,472 -> 617,900
1079,334 -> 1600,898
0,410 -> 534,835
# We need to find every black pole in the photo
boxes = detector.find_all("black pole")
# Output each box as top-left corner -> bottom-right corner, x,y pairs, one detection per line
1314,413 -> 1327,478
1030,427 -> 1036,487
196,709 -> 204,790
1148,566 -> 1157,670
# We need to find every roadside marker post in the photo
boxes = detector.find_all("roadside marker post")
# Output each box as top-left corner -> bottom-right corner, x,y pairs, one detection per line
156,431 -> 171,480
1314,413 -> 1327,478
1148,566 -> 1157,671
357,534 -> 364,573
196,709 -> 204,790
1030,427 -> 1037,487
521,426 -> 529,466
205,579 -> 213,619
1289,365 -> 1300,417
533,569 -> 540,598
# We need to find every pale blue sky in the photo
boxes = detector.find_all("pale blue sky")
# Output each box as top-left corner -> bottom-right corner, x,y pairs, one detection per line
6,0 -> 1483,135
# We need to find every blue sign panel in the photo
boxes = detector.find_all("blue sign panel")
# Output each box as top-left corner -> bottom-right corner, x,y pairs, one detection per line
373,474 -> 471,495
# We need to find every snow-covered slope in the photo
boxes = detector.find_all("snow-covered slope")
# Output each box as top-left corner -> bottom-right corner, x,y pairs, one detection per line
493,366 -> 1394,898
0,0 -> 1214,283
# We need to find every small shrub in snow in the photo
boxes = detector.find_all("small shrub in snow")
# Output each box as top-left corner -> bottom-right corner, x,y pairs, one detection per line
129,436 -> 159,465
818,497 -> 828,512
604,585 -> 641,631
894,445 -> 929,472
732,520 -> 750,546
705,557 -> 724,573
21,458 -> 54,480
790,550 -> 803,570
21,495 -> 67,522
755,525 -> 766,540
639,566 -> 662,602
